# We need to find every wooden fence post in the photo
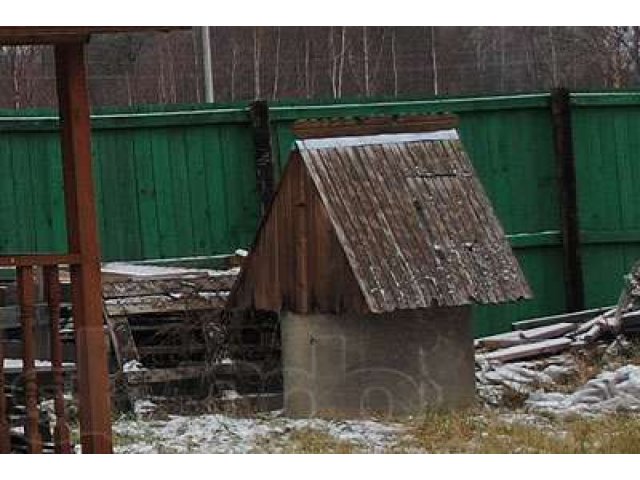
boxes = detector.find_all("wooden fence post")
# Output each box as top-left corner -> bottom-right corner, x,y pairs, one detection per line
250,101 -> 275,215
54,41 -> 113,454
551,88 -> 585,312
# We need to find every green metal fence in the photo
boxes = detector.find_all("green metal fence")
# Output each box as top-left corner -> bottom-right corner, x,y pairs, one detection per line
0,92 -> 638,336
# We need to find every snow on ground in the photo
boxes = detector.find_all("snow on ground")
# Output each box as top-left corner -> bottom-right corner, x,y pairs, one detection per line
526,364 -> 640,416
112,412 -> 405,454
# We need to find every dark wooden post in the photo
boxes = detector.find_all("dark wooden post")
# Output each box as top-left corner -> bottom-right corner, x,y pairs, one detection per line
54,42 -> 113,454
551,88 -> 585,312
249,101 -> 275,214
17,266 -> 42,453
44,265 -> 72,454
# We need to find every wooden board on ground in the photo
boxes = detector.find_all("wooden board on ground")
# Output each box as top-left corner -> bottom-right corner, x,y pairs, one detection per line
478,338 -> 573,363
104,293 -> 227,316
102,275 -> 237,299
477,322 -> 577,350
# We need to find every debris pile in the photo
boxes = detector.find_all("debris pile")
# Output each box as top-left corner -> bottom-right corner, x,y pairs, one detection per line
526,364 -> 640,415
475,262 -> 640,413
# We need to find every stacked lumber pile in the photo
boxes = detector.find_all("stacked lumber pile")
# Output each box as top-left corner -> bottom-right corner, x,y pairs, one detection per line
102,262 -> 237,405
102,260 -> 282,414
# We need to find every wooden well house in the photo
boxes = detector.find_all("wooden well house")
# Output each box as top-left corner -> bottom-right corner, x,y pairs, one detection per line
228,116 -> 532,417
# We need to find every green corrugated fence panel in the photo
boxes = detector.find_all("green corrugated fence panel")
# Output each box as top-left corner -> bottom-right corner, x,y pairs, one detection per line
572,94 -> 640,310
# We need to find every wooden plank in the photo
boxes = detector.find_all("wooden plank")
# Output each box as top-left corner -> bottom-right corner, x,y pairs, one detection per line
101,262 -> 214,281
478,322 -> 577,350
0,254 -> 81,267
479,338 -> 572,363
44,266 -> 72,454
0,135 -> 17,254
184,127 -> 210,255
104,314 -> 139,369
292,114 -> 459,139
124,362 -> 246,385
167,129 -> 195,259
17,266 -> 42,453
137,344 -> 206,356
512,305 -> 614,331
0,327 -> 10,453
102,275 -> 237,299
133,128 -> 161,259
151,127 -> 178,257
104,293 -> 227,316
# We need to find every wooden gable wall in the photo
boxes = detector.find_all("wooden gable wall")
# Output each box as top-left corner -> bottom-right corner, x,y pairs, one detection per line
230,152 -> 367,314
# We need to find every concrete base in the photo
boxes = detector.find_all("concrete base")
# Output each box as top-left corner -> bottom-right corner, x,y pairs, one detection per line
281,307 -> 475,418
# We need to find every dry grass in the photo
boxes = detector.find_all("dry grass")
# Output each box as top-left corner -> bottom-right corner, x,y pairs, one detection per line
255,427 -> 356,454
399,409 -> 640,454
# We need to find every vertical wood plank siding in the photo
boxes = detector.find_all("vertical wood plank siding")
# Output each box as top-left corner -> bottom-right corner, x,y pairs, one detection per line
1,92 -> 640,335
0,108 -> 260,262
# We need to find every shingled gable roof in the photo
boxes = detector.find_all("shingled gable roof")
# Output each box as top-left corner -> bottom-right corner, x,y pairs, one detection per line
228,128 -> 531,314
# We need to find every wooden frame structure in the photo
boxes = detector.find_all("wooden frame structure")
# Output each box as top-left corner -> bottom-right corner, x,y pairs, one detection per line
0,27 -> 175,454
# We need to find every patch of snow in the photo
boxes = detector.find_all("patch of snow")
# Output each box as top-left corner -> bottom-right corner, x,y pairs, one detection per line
111,413 -> 405,454
220,389 -> 241,401
3,358 -> 75,370
123,360 -> 147,373
134,399 -> 157,417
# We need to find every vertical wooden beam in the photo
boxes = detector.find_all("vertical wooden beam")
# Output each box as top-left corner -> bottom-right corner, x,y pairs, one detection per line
0,326 -> 10,453
44,265 -> 72,454
551,88 -> 585,312
295,160 -> 309,313
54,42 -> 112,454
249,100 -> 275,215
17,266 -> 42,453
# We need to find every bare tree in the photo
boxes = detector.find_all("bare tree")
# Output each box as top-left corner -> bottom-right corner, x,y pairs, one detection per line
272,27 -> 282,100
253,27 -> 261,99
304,30 -> 312,98
363,26 -> 370,96
429,27 -> 439,95
2,46 -> 38,108
391,28 -> 399,96
230,39 -> 238,101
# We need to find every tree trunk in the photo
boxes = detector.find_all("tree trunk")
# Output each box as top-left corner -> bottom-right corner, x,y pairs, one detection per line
338,26 -> 346,98
272,27 -> 281,100
430,27 -> 439,95
363,26 -> 370,96
391,28 -> 399,96
253,27 -> 261,99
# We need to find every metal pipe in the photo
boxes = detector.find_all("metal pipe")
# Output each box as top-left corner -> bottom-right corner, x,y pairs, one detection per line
200,26 -> 214,103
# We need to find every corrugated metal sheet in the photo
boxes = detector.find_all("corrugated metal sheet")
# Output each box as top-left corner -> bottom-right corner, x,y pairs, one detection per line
296,131 -> 532,311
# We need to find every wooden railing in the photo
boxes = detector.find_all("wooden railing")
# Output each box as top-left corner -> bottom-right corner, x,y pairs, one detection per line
0,255 -> 78,453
